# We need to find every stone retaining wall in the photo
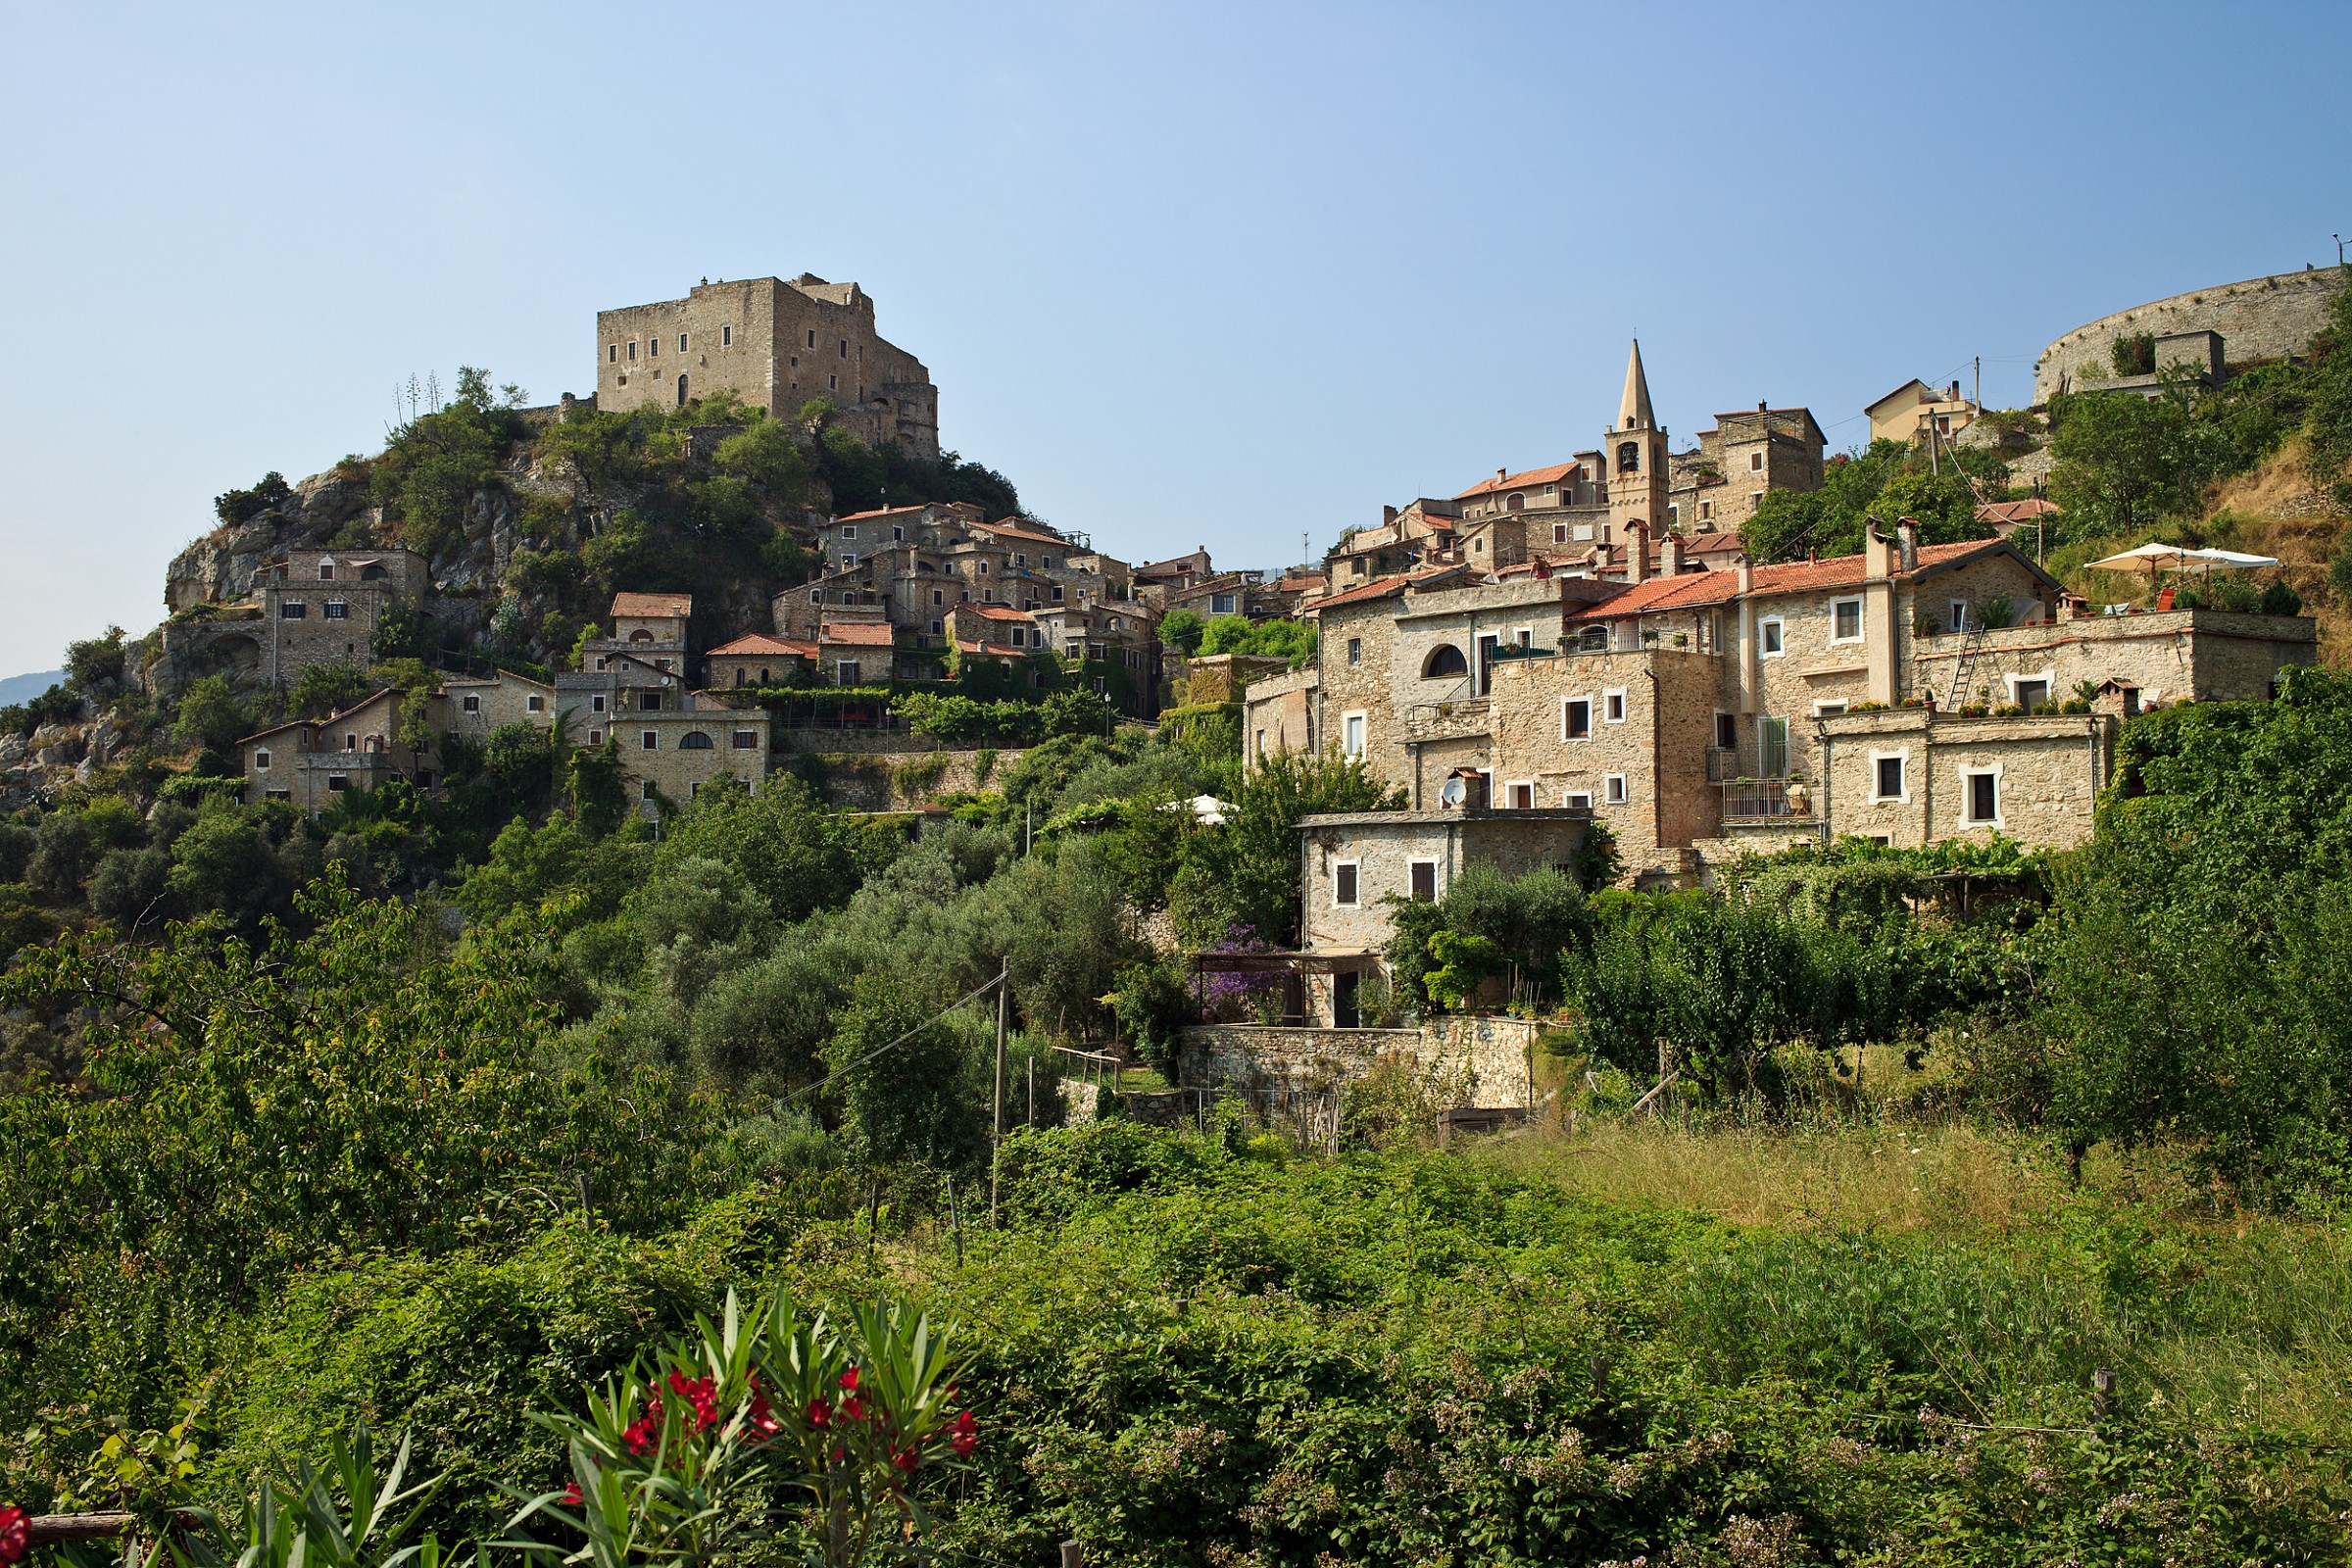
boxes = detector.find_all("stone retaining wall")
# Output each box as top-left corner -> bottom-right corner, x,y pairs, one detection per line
2034,269 -> 2346,404
794,748 -> 1020,810
1175,1014 -> 1544,1109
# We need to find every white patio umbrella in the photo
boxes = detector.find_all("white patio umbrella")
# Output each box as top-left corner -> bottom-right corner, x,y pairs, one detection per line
2187,548 -> 2279,570
2085,542 -> 2199,575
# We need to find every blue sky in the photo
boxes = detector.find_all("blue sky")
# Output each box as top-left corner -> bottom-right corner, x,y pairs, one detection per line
2,1 -> 2347,676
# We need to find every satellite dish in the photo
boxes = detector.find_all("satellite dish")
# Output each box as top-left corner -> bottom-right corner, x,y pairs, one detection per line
1440,777 -> 1466,808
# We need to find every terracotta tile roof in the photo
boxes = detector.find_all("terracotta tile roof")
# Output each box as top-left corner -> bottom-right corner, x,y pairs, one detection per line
834,505 -> 928,522
818,621 -> 897,647
235,688 -> 400,746
708,633 -> 813,658
611,592 -> 693,617
1304,564 -> 1470,614
1137,550 -> 1210,575
956,638 -> 1022,657
970,518 -> 1070,547
963,604 -> 1035,622
1454,462 -> 1581,501
1561,540 -> 2010,621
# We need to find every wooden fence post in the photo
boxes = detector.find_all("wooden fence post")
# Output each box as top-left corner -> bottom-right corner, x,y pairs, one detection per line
1060,1541 -> 1084,1568
2092,1367 -> 2113,1425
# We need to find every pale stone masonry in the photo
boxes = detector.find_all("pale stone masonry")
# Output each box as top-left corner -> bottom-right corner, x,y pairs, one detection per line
596,274 -> 939,456
258,549 -> 430,692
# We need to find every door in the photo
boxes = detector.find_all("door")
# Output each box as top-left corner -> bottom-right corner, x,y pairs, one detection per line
1477,634 -> 1499,694
1758,716 -> 1789,778
677,374 -> 690,406
1334,970 -> 1360,1029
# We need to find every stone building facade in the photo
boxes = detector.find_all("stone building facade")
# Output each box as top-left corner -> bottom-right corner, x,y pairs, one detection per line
257,550 -> 429,693
239,688 -> 420,812
554,592 -> 772,816
595,274 -> 939,456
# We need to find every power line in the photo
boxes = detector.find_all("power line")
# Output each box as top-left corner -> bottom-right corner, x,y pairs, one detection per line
785,970 -> 1009,1102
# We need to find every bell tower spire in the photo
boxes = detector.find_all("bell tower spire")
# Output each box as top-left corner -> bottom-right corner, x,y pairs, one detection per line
1619,337 -> 1657,430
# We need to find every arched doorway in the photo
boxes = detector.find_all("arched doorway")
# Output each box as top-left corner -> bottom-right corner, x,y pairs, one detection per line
677,374 -> 689,407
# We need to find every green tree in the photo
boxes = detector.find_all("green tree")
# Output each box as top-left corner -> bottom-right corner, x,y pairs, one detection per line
1169,750 -> 1403,946
821,971 -> 987,1168
65,626 -> 127,694
2046,382 -> 2233,538
656,774 -> 880,925
288,661 -> 372,719
172,674 -> 253,753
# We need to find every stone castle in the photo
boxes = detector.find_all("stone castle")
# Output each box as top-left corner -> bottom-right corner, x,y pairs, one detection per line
596,274 -> 940,457
2034,268 -> 2347,404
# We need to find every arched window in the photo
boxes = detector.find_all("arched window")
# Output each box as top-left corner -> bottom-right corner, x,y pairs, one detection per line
678,731 -> 715,750
1506,493 -> 1524,512
677,373 -> 689,406
630,628 -> 655,642
1618,441 -> 1642,473
1421,644 -> 1469,678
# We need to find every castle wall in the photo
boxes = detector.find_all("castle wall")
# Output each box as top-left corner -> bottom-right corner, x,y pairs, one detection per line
2034,268 -> 2347,403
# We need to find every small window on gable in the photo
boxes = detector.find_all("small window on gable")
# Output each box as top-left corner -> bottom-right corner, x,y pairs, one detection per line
254,748 -> 271,770
318,563 -> 335,580
462,694 -> 481,713
840,524 -> 857,540
527,694 -> 544,712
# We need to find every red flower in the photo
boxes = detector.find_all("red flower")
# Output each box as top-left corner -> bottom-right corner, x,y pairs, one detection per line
666,1370 -> 719,1432
747,1383 -> 779,1437
840,1394 -> 866,1422
950,1409 -> 978,1457
622,1394 -> 665,1456
893,1448 -> 919,1473
808,1398 -> 831,1428
563,1483 -> 583,1506
839,1366 -> 860,1392
0,1507 -> 25,1567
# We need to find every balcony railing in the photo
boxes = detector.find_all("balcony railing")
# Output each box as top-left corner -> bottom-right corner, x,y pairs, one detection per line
1719,777 -> 1816,820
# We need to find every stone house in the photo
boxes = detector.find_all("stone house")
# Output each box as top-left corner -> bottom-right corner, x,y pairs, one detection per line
256,549 -> 429,693
440,670 -> 556,744
239,688 -> 423,811
1133,548 -> 1217,605
595,274 -> 939,456
816,620 -> 899,685
705,632 -> 817,689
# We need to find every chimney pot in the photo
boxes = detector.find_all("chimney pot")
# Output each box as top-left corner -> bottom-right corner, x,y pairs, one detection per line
1383,505 -> 1398,525
1758,399 -> 1768,413
1896,517 -> 1920,571
1627,521 -> 1649,585
1737,556 -> 1755,595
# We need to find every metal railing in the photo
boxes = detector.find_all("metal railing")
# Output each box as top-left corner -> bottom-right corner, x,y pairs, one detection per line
1718,777 -> 1815,819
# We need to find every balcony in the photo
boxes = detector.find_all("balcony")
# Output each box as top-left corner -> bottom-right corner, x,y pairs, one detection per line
1718,777 -> 1816,822
1404,697 -> 1492,741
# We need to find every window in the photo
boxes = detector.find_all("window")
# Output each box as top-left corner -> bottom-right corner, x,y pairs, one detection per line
1343,712 -> 1366,760
1507,781 -> 1535,809
648,336 -> 658,356
1699,500 -> 1712,521
1748,493 -> 1761,512
1421,644 -> 1469,679
977,561 -> 989,574
627,341 -> 636,360
807,329 -> 816,348
527,694 -> 545,712
280,601 -> 306,618
678,731 -> 714,750
254,748 -> 271,770
932,589 -> 944,605
1563,791 -> 1592,809
2013,677 -> 2051,710
809,590 -> 824,606
721,324 -> 732,346
1603,689 -> 1627,723
1832,597 -> 1863,643
829,373 -> 837,390
609,344 -> 618,363
840,338 -> 850,359
326,775 -> 349,792
1936,414 -> 1951,435
732,729 -> 759,749
318,563 -> 335,580
1210,593 -> 1237,614
893,526 -> 905,541
1759,616 -> 1785,656
1053,584 -> 1065,602
841,554 -> 857,569
1715,711 -> 1738,750
678,333 -> 688,351
1013,553 -> 1026,566
462,694 -> 481,713
1347,637 -> 1361,665
1950,600 -> 1969,633
1554,523 -> 1568,543
1563,698 -> 1592,740
324,600 -> 347,619
642,780 -> 658,801
840,524 -> 857,540
640,690 -> 662,710
1007,627 -> 1025,648
1814,700 -> 1847,716
930,618 -> 944,635
1758,716 -> 1790,777
1749,451 -> 1764,472
587,729 -> 602,746
1334,862 -> 1359,906
1604,774 -> 1628,804
1875,754 -> 1906,802
836,661 -> 860,685
1964,768 -> 2000,825
591,695 -> 607,712
1409,860 -> 1438,902
641,730 -> 658,750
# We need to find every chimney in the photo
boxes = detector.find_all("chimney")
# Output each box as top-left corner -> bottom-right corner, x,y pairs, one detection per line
1896,516 -> 1919,571
1382,505 -> 1398,525
1496,467 -> 1508,483
1627,520 -> 1649,585
1758,399 -> 1768,413
1662,532 -> 1685,576
1737,555 -> 1754,595
1949,380 -> 1961,403
1865,517 -> 1895,580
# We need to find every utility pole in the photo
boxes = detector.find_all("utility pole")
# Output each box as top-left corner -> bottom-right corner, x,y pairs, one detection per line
990,959 -> 1008,1224
1973,355 -> 1981,416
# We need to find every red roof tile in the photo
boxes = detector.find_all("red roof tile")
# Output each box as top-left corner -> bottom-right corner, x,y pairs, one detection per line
708,633 -> 813,658
1562,540 -> 2011,621
1454,462 -> 1582,501
834,505 -> 928,522
818,621 -> 897,647
611,592 -> 693,617
1304,564 -> 1468,613
970,518 -> 1070,548
1977,498 -> 2062,524
963,604 -> 1035,621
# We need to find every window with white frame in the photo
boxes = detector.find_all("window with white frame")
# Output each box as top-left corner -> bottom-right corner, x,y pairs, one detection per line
1813,699 -> 1847,716
640,730 -> 658,750
592,695 -> 607,712
1343,712 -> 1366,760
1563,698 -> 1592,740
836,661 -> 860,686
1962,766 -> 2001,825
2010,674 -> 2052,710
841,554 -> 857,569
1603,688 -> 1627,723
1950,599 -> 1969,633
1759,616 -> 1785,656
527,694 -> 545,712
1333,861 -> 1359,906
254,748 -> 270,770
1749,451 -> 1763,472
1409,860 -> 1438,902
1831,597 -> 1864,643
462,694 -> 481,713
1562,791 -> 1592,809
1505,781 -> 1535,809
840,524 -> 857,540
1603,774 -> 1628,804
1874,753 -> 1907,802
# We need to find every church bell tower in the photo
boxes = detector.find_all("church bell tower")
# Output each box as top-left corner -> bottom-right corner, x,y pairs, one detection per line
1605,339 -> 1670,572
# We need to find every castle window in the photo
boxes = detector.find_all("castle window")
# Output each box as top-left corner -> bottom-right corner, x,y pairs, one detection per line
628,341 -> 636,360
721,324 -> 732,346
649,336 -> 658,356
609,345 -> 617,363
281,601 -> 306,618
642,780 -> 657,800
807,329 -> 816,349
839,339 -> 849,358
829,374 -> 838,391
679,334 -> 688,351
324,601 -> 347,619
